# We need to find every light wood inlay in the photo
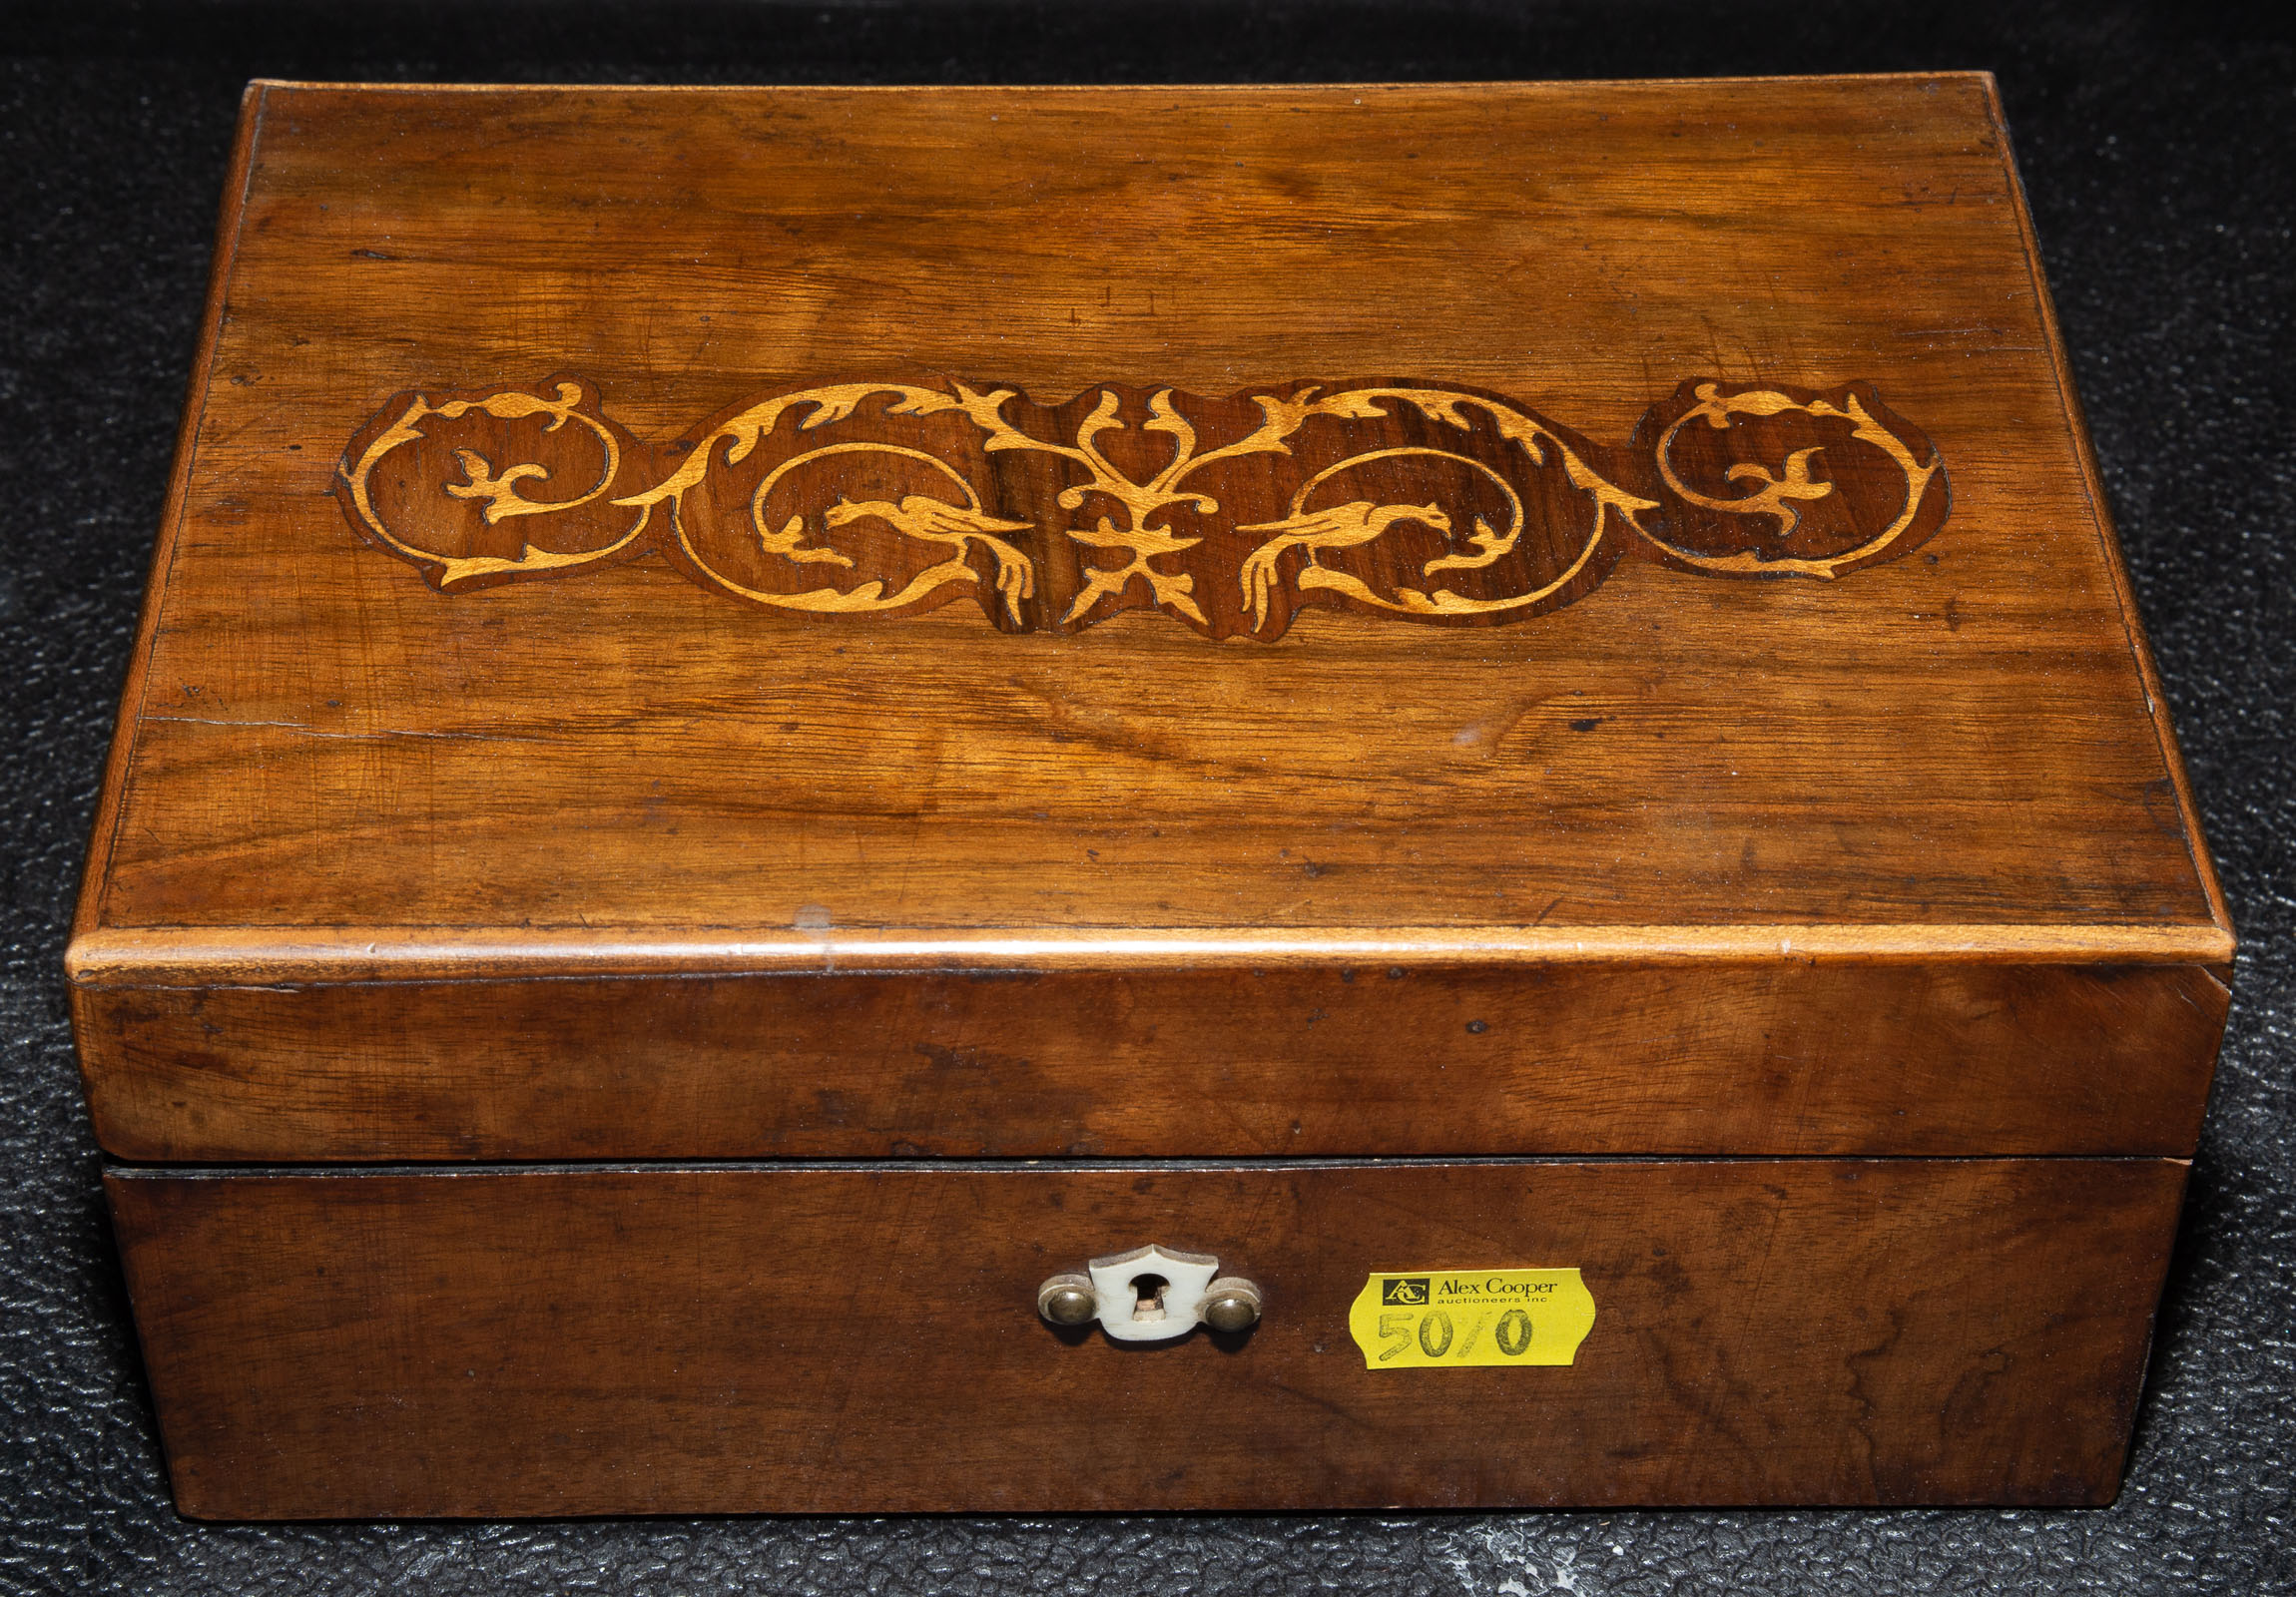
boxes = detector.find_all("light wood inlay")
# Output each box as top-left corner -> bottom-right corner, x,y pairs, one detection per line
336,373 -> 1948,638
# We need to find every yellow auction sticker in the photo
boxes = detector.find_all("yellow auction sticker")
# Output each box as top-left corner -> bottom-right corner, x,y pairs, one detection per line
1347,1270 -> 1596,1368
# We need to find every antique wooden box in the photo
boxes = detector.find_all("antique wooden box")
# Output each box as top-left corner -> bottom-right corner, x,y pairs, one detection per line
70,75 -> 2232,1517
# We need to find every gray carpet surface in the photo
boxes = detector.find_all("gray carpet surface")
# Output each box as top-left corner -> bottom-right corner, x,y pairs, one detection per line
1,2 -> 2290,1591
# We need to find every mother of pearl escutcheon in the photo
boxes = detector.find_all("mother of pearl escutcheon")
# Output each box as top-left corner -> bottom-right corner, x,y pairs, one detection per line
1036,1246 -> 1264,1342
1349,1270 -> 1598,1368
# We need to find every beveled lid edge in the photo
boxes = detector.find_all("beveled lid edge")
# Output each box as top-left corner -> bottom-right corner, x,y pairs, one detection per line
66,918 -> 2237,987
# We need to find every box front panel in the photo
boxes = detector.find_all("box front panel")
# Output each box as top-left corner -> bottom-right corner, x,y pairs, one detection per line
80,961 -> 2227,1161
112,1158 -> 2183,1516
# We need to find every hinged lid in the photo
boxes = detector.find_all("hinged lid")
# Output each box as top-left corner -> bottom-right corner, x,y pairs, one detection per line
69,77 -> 2231,1164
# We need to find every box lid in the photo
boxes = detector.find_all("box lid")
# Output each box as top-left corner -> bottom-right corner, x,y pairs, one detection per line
69,77 -> 2231,1164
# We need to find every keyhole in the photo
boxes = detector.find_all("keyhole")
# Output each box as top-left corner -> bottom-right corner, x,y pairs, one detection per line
1129,1273 -> 1169,1322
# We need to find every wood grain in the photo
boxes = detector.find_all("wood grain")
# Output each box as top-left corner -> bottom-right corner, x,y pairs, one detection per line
78,960 -> 2227,1162
110,1157 -> 2188,1516
65,78 -> 2229,1161
73,77 -> 2223,939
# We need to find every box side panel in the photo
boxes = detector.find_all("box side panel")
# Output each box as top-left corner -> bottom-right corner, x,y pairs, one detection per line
109,1157 -> 2186,1516
67,84 -> 266,1008
77,961 -> 2226,1161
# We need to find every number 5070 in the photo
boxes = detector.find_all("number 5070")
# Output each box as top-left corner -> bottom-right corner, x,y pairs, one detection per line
1375,1306 -> 1535,1361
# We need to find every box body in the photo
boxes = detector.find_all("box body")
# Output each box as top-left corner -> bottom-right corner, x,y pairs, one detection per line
115,1160 -> 2183,1515
71,76 -> 2230,1515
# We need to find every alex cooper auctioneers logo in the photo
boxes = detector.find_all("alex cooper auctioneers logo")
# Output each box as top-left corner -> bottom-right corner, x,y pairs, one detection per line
1381,1277 -> 1431,1306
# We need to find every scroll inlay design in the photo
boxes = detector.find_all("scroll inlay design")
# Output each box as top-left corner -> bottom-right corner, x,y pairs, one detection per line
336,374 -> 1949,642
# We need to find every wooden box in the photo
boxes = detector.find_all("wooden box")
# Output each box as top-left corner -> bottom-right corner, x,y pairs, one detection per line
70,75 -> 2232,1517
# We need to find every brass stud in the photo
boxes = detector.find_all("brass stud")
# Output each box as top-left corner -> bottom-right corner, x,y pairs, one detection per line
1200,1276 -> 1264,1332
1037,1273 -> 1098,1327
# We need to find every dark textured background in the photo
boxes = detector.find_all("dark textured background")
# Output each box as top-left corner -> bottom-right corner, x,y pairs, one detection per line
2,2 -> 2290,1591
